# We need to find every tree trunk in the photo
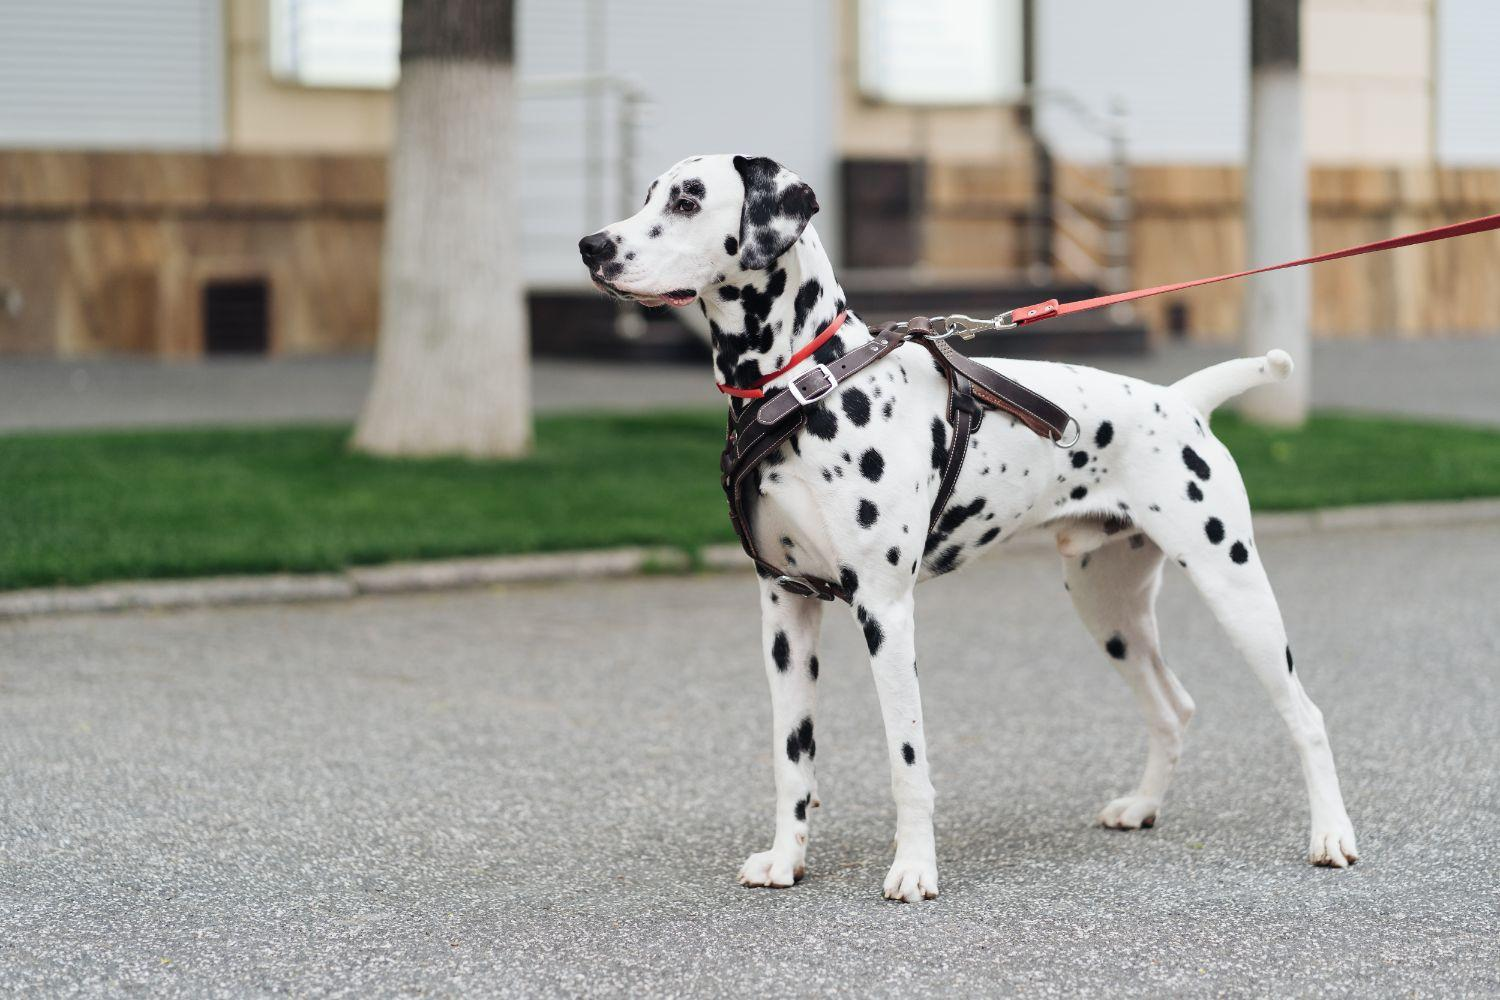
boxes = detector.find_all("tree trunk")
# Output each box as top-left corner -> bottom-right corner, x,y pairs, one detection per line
1241,0 -> 1309,427
354,0 -> 531,457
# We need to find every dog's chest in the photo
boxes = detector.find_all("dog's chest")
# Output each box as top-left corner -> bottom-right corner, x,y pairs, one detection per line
748,354 -> 1062,582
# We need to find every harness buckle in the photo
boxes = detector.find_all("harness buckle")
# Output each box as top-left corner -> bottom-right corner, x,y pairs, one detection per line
788,364 -> 837,406
776,575 -> 836,601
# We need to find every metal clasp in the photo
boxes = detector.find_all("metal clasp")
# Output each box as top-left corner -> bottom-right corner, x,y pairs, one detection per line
925,312 -> 1019,341
788,364 -> 837,406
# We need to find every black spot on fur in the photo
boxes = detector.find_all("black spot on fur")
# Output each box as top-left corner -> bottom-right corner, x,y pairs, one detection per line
1204,517 -> 1225,545
1285,646 -> 1294,673
1182,446 -> 1211,480
901,742 -> 916,766
1070,486 -> 1088,500
771,631 -> 790,672
839,566 -> 859,596
857,499 -> 879,528
1071,451 -> 1088,468
794,796 -> 809,822
930,417 -> 948,470
806,405 -> 838,440
1187,481 -> 1204,502
932,545 -> 962,575
723,235 -> 738,255
797,717 -> 815,759
1095,421 -> 1114,448
793,279 -> 822,334
841,387 -> 871,427
718,285 -> 740,301
648,225 -> 662,239
862,613 -> 884,655
882,399 -> 894,420
811,331 -> 846,366
859,448 -> 885,482
682,178 -> 706,199
978,526 -> 1001,545
809,655 -> 820,680
785,732 -> 800,763
1230,541 -> 1249,564
938,497 -> 986,535
886,546 -> 901,565
1106,634 -> 1128,660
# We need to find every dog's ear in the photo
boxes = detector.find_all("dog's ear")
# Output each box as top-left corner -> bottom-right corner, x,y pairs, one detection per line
733,155 -> 819,270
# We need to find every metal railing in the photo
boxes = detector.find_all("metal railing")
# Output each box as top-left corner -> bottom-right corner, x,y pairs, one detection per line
517,74 -> 647,289
1025,90 -> 1133,306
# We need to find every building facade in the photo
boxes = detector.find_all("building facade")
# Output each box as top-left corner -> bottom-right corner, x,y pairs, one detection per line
1,0 -> 1498,357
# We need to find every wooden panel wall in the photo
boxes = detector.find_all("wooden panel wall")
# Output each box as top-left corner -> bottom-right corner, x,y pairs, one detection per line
5,151 -> 1498,355
0,150 -> 385,357
924,160 -> 1500,339
1131,165 -> 1500,340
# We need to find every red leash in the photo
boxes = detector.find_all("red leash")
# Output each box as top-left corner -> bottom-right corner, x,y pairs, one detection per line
717,310 -> 847,398
1004,211 -> 1500,328
715,210 -> 1500,395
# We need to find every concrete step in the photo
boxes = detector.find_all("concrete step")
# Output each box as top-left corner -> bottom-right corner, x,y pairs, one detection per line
527,273 -> 1150,366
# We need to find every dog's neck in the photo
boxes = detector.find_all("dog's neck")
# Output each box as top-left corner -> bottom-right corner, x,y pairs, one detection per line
701,224 -> 870,409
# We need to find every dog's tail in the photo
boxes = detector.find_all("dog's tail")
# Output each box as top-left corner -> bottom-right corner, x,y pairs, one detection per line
1171,350 -> 1293,415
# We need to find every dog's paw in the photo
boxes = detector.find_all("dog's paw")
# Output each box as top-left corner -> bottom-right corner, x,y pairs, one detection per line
1307,821 -> 1359,868
738,849 -> 804,889
1098,794 -> 1160,830
882,857 -> 939,903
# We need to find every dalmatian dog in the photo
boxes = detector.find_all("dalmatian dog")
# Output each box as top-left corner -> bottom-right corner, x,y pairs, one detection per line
578,154 -> 1358,902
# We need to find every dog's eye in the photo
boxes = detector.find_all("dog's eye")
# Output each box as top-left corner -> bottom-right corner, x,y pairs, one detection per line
673,198 -> 699,215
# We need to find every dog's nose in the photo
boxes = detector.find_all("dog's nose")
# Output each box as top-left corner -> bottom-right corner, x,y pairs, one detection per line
578,232 -> 616,267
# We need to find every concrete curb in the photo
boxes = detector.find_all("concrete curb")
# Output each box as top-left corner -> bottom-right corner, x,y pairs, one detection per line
4,498 -> 1499,621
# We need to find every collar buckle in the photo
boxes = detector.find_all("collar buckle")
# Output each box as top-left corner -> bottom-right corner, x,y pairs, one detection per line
787,364 -> 837,407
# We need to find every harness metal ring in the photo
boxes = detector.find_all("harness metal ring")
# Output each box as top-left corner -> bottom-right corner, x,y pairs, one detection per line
1053,417 -> 1082,449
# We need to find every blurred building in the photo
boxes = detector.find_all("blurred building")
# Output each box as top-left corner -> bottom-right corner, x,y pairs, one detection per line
1,0 -> 1498,359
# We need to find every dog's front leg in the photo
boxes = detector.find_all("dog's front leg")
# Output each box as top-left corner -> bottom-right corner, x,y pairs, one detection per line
738,578 -> 825,889
855,587 -> 938,902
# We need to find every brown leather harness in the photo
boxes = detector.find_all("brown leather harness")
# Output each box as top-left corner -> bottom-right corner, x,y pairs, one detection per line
719,317 -> 1076,603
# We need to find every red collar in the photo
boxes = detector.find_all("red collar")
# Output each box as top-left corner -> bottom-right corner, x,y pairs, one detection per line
715,311 -> 848,399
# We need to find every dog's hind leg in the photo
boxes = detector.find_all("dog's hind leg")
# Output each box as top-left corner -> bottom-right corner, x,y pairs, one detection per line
1132,453 -> 1358,867
1064,535 -> 1195,831
738,579 -> 826,889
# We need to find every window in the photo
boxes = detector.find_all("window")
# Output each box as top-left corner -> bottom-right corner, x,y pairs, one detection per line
269,0 -> 401,90
857,0 -> 1024,105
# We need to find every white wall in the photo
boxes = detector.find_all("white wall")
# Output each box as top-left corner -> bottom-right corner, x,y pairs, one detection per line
0,0 -> 224,149
1435,0 -> 1500,165
518,0 -> 839,285
1033,0 -> 1248,164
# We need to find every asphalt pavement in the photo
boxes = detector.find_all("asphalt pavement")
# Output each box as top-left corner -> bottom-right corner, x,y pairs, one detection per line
2,522 -> 1497,997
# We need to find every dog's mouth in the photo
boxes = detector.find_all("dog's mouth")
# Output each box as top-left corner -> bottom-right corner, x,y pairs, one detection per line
591,277 -> 697,308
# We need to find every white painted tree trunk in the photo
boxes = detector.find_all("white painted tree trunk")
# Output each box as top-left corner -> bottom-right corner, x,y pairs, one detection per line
354,60 -> 531,457
1241,66 -> 1310,427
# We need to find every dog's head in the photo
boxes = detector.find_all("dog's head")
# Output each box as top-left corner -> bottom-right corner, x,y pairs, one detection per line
578,154 -> 819,308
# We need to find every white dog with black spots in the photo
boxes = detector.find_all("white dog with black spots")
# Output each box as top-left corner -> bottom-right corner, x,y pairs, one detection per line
578,154 -> 1358,903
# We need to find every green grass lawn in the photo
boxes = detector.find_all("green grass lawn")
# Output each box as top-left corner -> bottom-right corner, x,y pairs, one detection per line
2,409 -> 1499,591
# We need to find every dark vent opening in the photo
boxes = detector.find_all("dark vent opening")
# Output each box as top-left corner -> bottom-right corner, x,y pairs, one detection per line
204,279 -> 269,355
1166,301 -> 1191,340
